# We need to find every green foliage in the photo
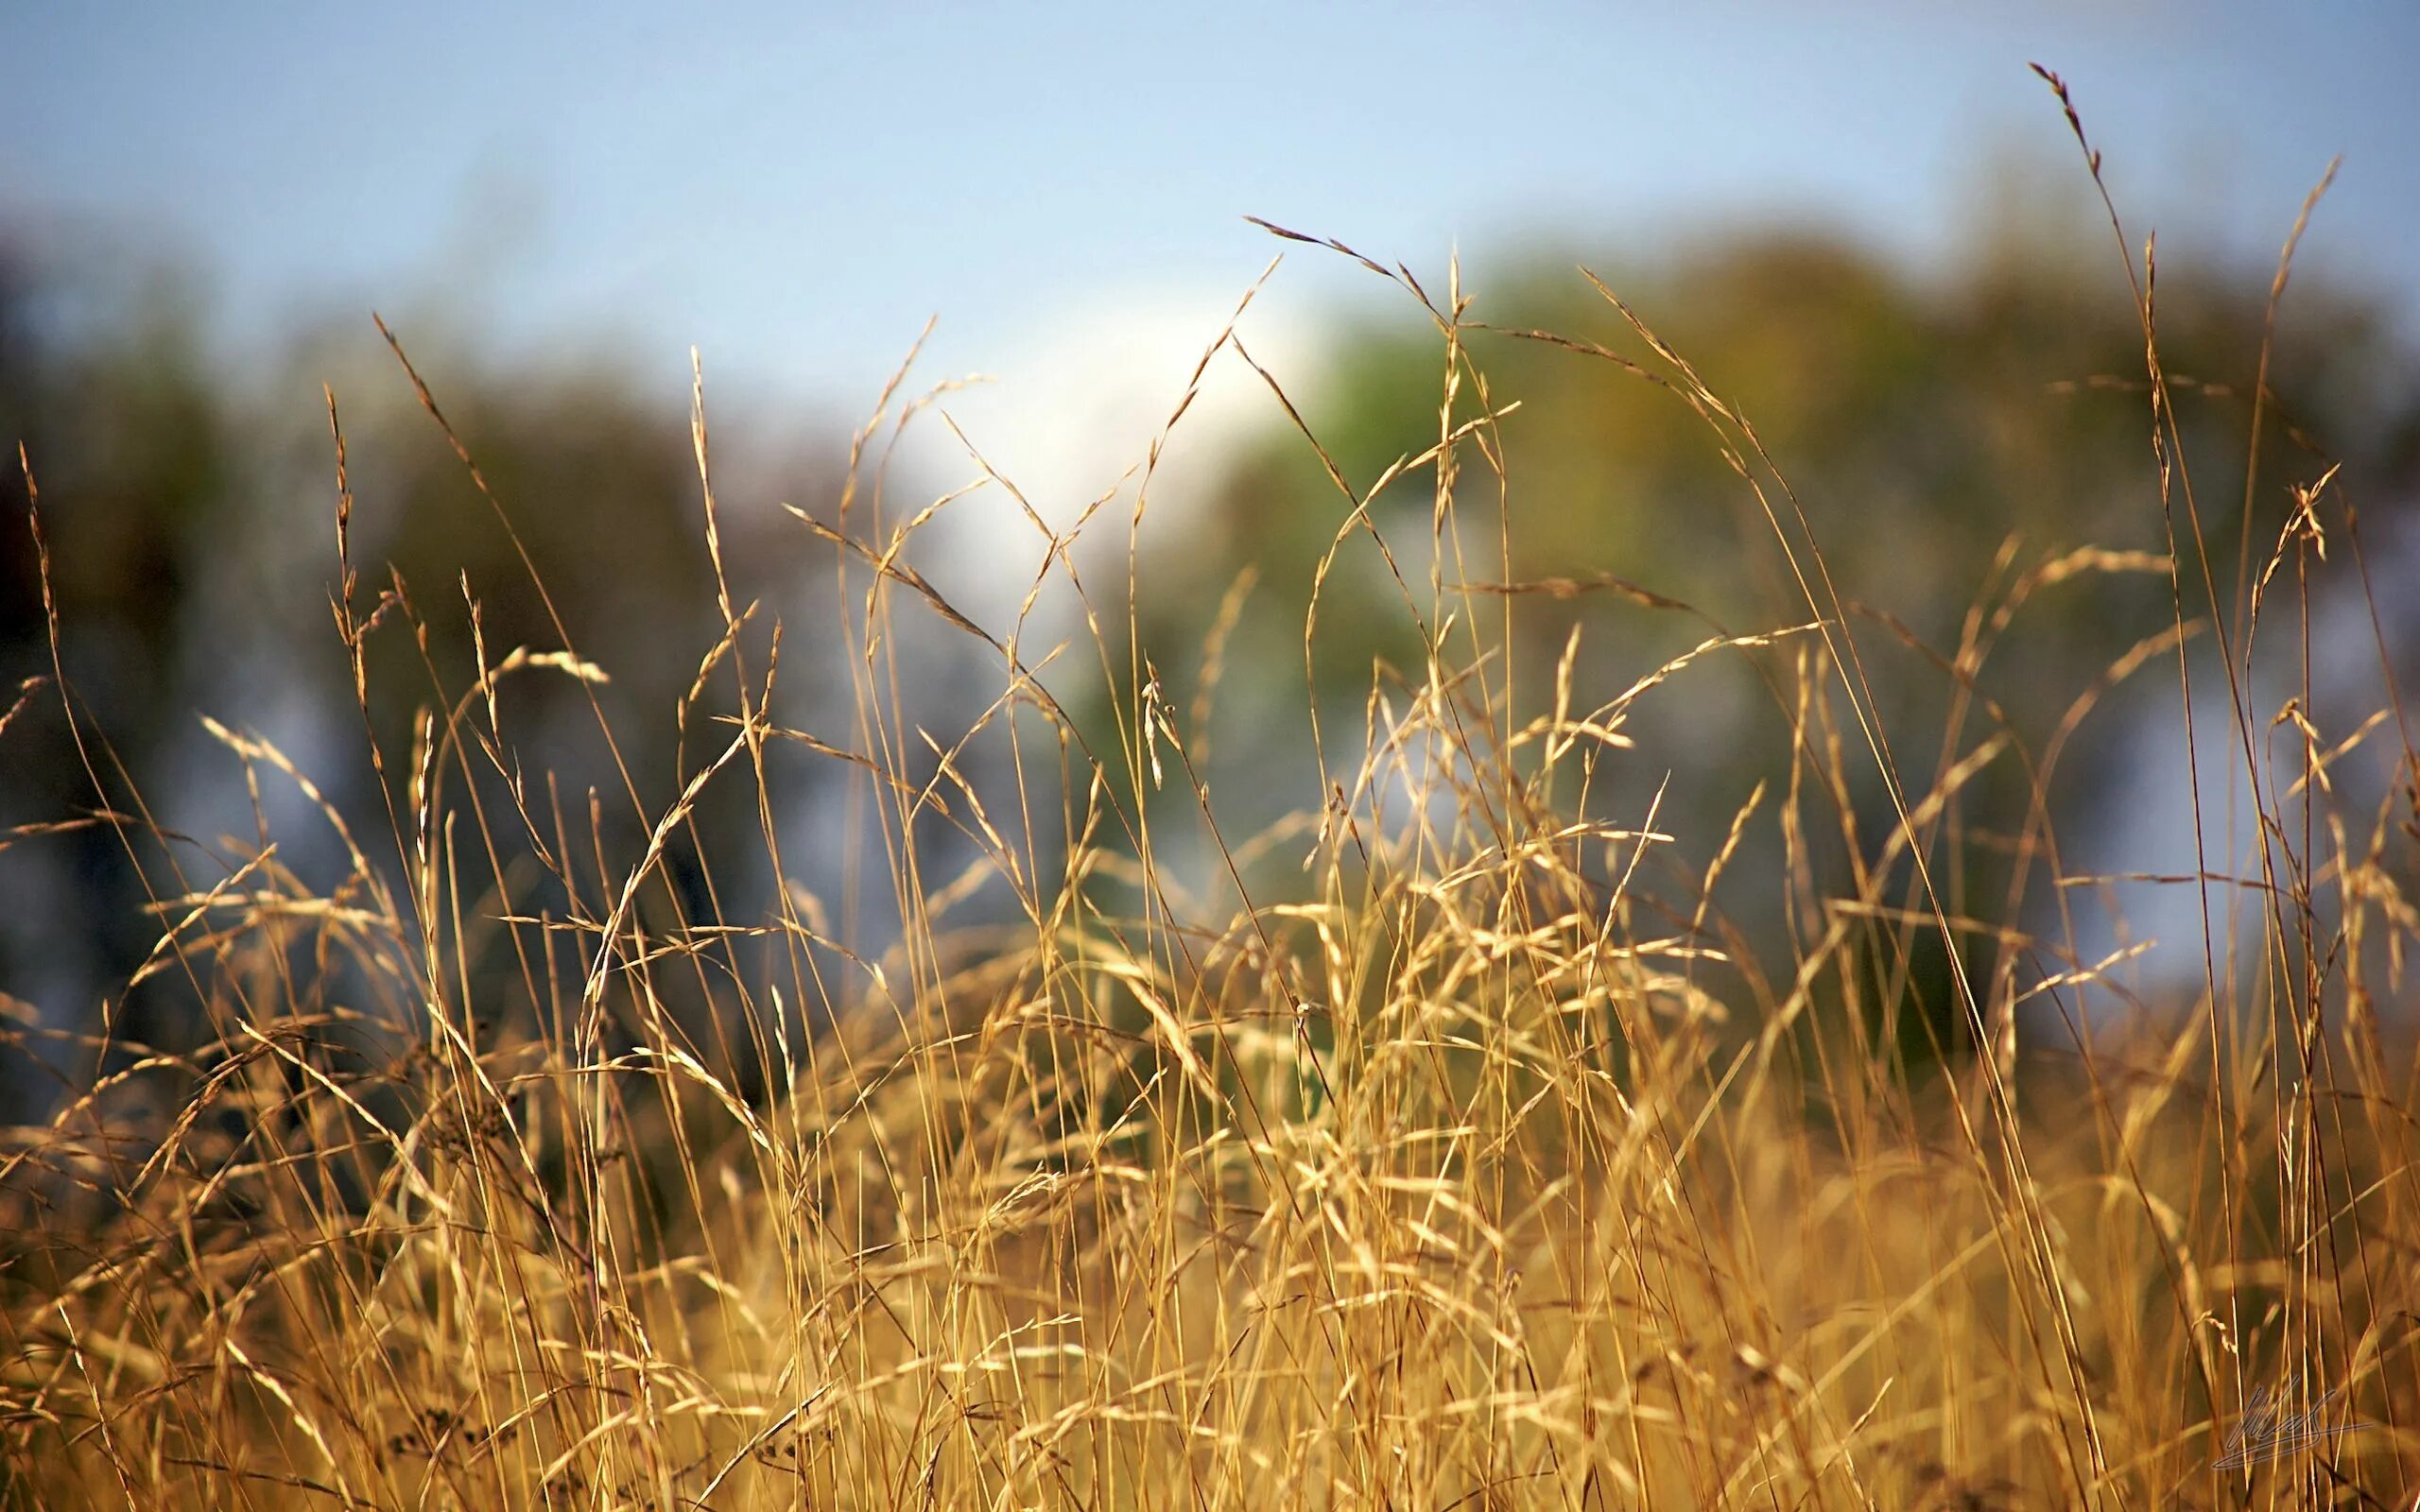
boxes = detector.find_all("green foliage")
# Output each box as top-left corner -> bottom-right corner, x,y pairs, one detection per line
1125,231 -> 2419,1057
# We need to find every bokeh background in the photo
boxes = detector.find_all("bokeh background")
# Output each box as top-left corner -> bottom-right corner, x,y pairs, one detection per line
5,2 -> 2418,1093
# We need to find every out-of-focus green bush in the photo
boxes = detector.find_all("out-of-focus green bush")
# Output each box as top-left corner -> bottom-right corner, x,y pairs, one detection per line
1121,229 -> 2420,1055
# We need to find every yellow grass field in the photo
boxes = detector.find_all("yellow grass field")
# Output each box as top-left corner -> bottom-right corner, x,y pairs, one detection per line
5,81 -> 2416,1509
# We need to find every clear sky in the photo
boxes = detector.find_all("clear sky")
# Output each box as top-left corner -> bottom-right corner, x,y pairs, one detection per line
7,2 -> 2417,415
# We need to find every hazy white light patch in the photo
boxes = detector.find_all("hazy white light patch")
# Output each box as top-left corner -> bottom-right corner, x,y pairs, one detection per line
887,278 -> 1343,634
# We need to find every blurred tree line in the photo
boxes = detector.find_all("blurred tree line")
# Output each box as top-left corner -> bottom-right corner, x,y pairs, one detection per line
1124,224 -> 2420,1058
4,212 -> 2417,1109
0,232 -> 874,1110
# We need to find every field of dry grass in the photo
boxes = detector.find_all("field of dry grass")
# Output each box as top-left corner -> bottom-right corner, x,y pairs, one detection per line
5,83 -> 2418,1509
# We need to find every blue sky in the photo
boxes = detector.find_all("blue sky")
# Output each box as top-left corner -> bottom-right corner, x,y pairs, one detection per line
7,2 -> 2417,409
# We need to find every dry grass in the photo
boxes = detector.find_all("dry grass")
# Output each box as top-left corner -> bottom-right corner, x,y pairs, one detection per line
5,81 -> 2419,1509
